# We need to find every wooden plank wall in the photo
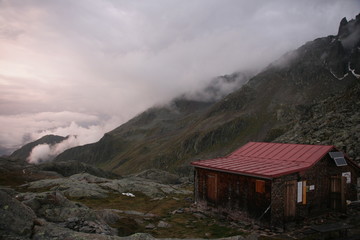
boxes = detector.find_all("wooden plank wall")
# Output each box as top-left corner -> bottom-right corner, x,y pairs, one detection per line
195,168 -> 271,220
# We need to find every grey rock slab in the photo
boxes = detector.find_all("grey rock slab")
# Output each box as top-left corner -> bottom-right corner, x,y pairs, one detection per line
65,218 -> 115,235
100,177 -> 191,198
18,191 -> 117,236
22,174 -> 109,198
69,173 -> 112,183
33,222 -> 122,240
33,221 -> 254,240
157,221 -> 171,228
0,190 -> 36,238
145,223 -> 156,229
19,191 -> 97,222
95,209 -> 123,225
22,173 -> 190,200
108,209 -> 157,218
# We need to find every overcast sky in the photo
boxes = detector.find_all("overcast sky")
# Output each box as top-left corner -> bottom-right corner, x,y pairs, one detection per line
0,0 -> 359,154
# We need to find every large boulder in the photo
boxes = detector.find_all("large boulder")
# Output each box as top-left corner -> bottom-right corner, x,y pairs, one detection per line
22,174 -> 110,199
0,190 -> 36,239
18,191 -> 116,236
100,177 -> 191,198
19,191 -> 97,222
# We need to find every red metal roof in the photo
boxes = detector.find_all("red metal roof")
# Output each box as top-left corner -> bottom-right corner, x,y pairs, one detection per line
191,142 -> 334,178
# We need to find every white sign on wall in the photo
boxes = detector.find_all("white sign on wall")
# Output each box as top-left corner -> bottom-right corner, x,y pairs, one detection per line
342,172 -> 351,183
297,181 -> 302,203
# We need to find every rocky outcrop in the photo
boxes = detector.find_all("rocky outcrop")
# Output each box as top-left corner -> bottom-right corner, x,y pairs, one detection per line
64,217 -> 115,235
32,222 -> 121,240
0,188 -> 257,240
12,190 -> 116,237
100,176 -> 191,198
0,168 -> 258,239
338,17 -> 349,37
21,174 -> 110,199
0,190 -> 36,239
18,191 -> 97,222
275,81 -> 360,162
33,223 -> 257,240
38,160 -> 120,178
22,173 -> 191,199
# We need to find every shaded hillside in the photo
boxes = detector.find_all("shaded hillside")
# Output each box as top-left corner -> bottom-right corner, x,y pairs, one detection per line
275,81 -> 360,162
0,146 -> 9,157
56,15 -> 360,175
10,135 -> 68,161
55,73 -> 250,174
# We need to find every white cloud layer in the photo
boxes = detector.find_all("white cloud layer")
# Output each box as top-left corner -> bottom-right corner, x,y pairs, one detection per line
27,135 -> 80,164
0,0 -> 359,155
0,111 -> 120,154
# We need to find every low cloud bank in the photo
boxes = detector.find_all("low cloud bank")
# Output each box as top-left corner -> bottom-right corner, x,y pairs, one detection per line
27,135 -> 79,164
27,120 -> 121,164
0,111 -> 122,158
184,72 -> 253,102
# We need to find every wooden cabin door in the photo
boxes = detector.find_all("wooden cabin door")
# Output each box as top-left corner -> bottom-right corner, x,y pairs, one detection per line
284,180 -> 296,218
330,176 -> 346,211
206,174 -> 218,203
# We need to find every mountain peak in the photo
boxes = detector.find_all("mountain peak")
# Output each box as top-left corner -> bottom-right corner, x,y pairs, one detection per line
337,14 -> 360,43
338,17 -> 348,36
10,135 -> 68,162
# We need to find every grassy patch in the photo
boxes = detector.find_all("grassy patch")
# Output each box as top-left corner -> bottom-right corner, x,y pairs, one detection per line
68,191 -> 188,215
151,212 -> 245,238
0,169 -> 59,189
0,170 -> 28,187
69,190 -> 246,238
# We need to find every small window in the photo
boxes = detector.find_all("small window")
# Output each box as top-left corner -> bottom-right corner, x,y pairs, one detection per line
255,180 -> 265,193
334,157 -> 347,166
329,152 -> 347,166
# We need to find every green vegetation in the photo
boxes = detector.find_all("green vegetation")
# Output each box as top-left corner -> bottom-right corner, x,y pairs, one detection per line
69,190 -> 246,238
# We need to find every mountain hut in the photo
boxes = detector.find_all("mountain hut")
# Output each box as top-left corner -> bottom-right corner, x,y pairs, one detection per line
191,142 -> 360,227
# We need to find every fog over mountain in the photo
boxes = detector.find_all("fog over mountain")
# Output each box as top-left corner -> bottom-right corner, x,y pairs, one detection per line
1,0 -> 359,154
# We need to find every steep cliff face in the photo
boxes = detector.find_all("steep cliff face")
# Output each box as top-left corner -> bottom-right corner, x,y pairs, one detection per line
56,14 -> 360,175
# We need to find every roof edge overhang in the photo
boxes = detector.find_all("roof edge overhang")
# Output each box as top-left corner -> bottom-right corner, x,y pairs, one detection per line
192,165 -> 273,180
190,144 -> 360,179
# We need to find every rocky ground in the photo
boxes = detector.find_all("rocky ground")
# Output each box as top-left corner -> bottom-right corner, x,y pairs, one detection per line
1,158 -> 359,240
275,81 -> 360,164
0,159 -> 255,240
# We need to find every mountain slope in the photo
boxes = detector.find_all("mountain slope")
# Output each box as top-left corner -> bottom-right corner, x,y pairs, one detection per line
275,81 -> 360,162
56,14 -> 360,175
10,135 -> 68,161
